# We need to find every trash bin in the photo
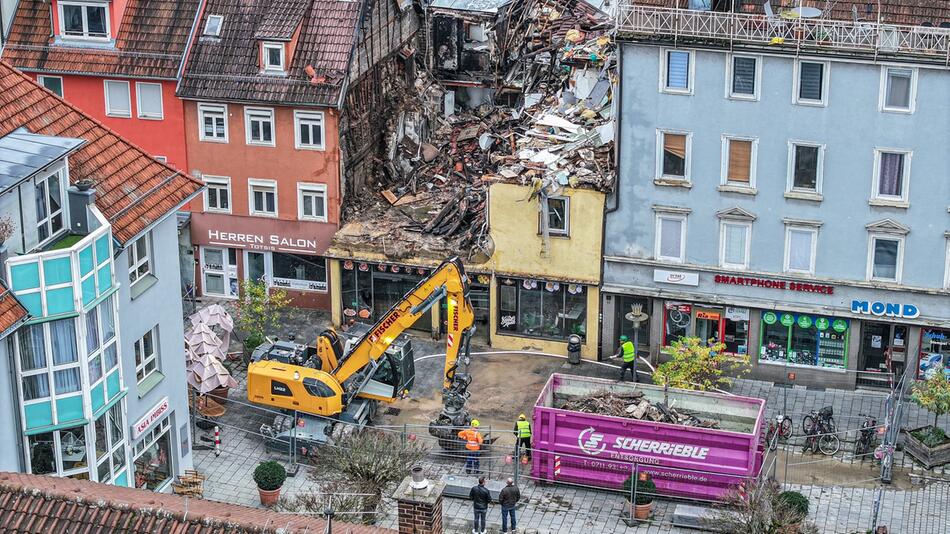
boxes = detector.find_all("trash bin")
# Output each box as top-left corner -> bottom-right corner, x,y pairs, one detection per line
567,334 -> 582,365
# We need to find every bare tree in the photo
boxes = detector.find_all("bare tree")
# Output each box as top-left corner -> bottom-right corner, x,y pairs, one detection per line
706,479 -> 819,534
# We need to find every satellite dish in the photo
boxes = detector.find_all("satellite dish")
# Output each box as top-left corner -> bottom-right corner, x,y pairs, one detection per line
625,304 -> 649,324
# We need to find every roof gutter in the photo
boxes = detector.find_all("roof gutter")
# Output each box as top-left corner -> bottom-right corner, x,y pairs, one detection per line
176,0 -> 209,95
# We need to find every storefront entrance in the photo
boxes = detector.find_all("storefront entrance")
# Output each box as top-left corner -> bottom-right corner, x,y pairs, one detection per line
340,262 -> 431,332
861,323 -> 890,372
662,301 -> 749,356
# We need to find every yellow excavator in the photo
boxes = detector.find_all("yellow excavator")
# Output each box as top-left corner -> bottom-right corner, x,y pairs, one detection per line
246,257 -> 477,449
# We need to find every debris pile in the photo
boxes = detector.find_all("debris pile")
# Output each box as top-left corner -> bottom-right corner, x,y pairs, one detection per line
334,2 -> 616,261
560,392 -> 721,429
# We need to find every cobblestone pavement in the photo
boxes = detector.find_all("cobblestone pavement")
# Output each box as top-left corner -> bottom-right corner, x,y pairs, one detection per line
187,301 -> 949,533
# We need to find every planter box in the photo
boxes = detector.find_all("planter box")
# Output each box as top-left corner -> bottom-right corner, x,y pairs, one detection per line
904,426 -> 950,469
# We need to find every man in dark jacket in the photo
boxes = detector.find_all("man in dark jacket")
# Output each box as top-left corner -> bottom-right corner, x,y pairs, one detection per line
469,477 -> 491,534
498,477 -> 521,533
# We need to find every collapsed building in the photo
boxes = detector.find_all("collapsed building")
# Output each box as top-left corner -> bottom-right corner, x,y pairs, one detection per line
327,0 -> 616,360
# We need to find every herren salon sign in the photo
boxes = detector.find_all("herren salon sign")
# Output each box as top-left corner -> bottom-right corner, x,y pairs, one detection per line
207,230 -> 317,252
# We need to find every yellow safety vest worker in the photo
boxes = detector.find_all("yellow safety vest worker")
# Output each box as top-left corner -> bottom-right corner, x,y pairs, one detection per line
516,419 -> 531,438
621,340 -> 636,362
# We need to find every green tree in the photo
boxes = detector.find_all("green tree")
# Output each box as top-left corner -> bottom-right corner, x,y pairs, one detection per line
911,367 -> 950,432
235,280 -> 291,350
652,336 -> 749,392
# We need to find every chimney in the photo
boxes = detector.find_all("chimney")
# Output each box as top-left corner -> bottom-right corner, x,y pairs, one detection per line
67,182 -> 97,235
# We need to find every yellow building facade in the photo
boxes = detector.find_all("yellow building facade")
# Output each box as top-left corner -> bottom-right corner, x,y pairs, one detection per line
325,181 -> 606,360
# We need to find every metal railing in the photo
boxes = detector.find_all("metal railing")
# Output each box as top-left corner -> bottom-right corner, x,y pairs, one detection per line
617,5 -> 950,65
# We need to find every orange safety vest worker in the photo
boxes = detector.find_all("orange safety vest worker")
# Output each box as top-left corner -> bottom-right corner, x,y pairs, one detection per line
458,428 -> 483,451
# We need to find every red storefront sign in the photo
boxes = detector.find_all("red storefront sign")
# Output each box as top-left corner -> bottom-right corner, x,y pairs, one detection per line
190,212 -> 336,255
714,274 -> 834,295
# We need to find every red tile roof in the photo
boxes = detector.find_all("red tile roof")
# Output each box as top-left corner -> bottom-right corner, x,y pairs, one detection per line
0,472 -> 393,533
0,61 -> 204,244
629,1 -> 950,26
0,284 -> 28,338
2,0 -> 201,79
177,0 -> 362,106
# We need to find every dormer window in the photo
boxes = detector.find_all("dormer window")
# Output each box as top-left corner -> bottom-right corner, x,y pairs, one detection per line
204,15 -> 223,37
262,42 -> 285,72
59,1 -> 110,40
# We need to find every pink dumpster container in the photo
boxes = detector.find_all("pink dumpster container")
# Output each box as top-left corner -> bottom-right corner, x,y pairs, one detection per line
531,374 -> 765,501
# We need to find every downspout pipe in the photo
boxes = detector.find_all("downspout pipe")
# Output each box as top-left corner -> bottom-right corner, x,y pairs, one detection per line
598,41 -> 622,360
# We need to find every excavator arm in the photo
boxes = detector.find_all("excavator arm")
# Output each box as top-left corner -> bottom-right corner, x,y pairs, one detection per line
332,257 -> 474,389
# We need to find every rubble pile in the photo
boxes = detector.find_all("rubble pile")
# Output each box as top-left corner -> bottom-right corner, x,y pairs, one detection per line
334,0 -> 615,260
560,392 -> 720,429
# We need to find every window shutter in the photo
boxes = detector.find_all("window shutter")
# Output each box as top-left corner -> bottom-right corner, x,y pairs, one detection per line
664,134 -> 686,159
107,82 -> 130,115
732,57 -> 756,95
667,51 -> 689,89
799,63 -> 823,100
138,84 -> 162,117
727,140 -> 752,183
878,153 -> 904,196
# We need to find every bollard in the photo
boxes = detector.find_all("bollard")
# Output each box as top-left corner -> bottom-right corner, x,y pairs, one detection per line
214,425 -> 221,457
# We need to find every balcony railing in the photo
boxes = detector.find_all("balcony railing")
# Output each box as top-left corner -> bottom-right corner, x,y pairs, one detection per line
617,5 -> 950,65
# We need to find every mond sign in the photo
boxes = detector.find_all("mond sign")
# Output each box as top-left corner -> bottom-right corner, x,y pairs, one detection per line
851,300 -> 919,319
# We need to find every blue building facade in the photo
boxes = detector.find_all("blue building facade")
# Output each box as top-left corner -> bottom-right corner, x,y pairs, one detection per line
603,6 -> 950,388
0,129 -> 194,487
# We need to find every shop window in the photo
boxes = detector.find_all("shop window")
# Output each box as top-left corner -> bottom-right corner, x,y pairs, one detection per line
132,417 -> 171,490
663,302 -> 691,344
272,252 -> 327,291
661,302 -> 749,355
201,247 -> 237,297
35,170 -> 65,245
918,329 -> 950,380
723,308 -> 750,355
340,262 -> 373,321
759,311 -> 848,369
496,278 -> 586,341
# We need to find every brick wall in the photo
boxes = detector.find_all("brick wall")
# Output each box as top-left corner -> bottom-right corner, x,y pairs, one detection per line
394,477 -> 444,534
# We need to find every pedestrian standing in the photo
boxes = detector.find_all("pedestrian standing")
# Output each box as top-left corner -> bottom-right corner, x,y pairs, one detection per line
615,335 -> 638,382
469,476 -> 491,534
458,419 -> 484,474
513,414 -> 531,460
499,477 -> 521,533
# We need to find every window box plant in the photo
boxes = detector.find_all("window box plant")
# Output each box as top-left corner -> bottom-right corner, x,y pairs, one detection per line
623,473 -> 657,520
254,460 -> 287,506
907,369 -> 950,469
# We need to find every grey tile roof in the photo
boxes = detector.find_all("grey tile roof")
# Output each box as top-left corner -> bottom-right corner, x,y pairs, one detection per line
0,129 -> 85,190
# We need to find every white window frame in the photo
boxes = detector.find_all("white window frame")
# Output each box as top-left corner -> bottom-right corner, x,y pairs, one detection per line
204,15 -> 223,36
154,155 -> 167,163
792,59 -> 830,107
719,220 -> 752,270
871,148 -> 912,204
200,247 -> 237,299
134,82 -> 164,120
879,66 -> 917,114
866,233 -> 904,283
655,213 -> 687,263
133,326 -> 159,384
103,80 -> 131,118
725,54 -> 761,101
720,135 -> 758,189
540,196 -> 570,237
197,103 -> 228,142
294,110 -> 325,150
128,232 -> 152,286
244,107 -> 276,146
659,48 -> 694,95
248,179 -> 278,217
262,42 -> 285,72
38,75 -> 64,97
297,183 -> 328,222
655,129 -> 692,183
203,175 -> 231,214
35,168 -> 67,246
783,226 -> 818,275
58,1 -> 110,41
944,238 -> 950,290
786,141 -> 825,196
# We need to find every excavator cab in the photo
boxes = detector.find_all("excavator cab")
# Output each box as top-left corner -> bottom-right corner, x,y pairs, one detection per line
340,323 -> 415,402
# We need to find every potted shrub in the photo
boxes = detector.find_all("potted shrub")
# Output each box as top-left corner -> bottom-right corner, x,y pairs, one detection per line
623,473 -> 656,520
906,368 -> 950,468
254,460 -> 287,506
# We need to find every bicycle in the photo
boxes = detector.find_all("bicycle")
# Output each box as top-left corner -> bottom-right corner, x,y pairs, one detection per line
802,405 -> 836,435
854,413 -> 878,457
802,415 -> 840,456
764,413 -> 793,450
